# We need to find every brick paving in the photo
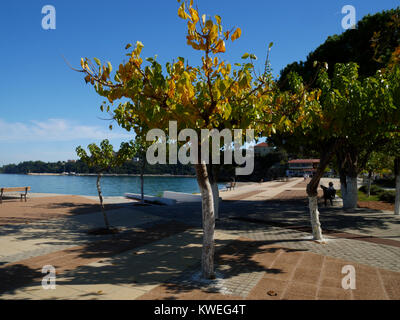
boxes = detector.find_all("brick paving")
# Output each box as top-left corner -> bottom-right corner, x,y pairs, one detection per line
137,237 -> 400,300
0,178 -> 399,300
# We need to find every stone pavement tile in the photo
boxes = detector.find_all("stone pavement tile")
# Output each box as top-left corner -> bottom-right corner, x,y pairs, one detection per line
352,287 -> 388,300
73,286 -> 147,300
317,287 -> 353,300
136,283 -> 244,300
250,246 -> 283,267
266,253 -> 303,281
379,269 -> 400,300
246,277 -> 288,300
321,257 -> 345,279
282,293 -> 316,300
292,267 -> 321,285
320,277 -> 343,289
349,268 -> 388,300
297,252 -> 325,271
272,250 -> 304,265
282,282 -> 318,300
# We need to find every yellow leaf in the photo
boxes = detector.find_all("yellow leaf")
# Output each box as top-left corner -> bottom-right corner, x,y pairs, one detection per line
202,14 -> 206,25
178,4 -> 189,20
214,40 -> 226,53
189,8 -> 199,24
231,28 -> 242,41
209,24 -> 218,42
205,20 -> 213,30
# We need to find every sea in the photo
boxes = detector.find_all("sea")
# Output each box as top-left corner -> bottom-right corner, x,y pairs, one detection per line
0,174 -> 225,197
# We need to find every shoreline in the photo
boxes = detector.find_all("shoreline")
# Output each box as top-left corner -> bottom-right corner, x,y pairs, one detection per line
19,173 -> 197,178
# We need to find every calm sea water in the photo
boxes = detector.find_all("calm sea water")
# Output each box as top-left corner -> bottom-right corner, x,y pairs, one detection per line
0,174 -> 224,197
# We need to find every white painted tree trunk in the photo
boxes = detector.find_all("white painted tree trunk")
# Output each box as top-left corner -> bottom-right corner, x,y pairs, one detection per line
211,181 -> 219,220
343,176 -> 358,209
195,164 -> 215,279
395,174 -> 400,216
341,182 -> 348,207
308,196 -> 323,241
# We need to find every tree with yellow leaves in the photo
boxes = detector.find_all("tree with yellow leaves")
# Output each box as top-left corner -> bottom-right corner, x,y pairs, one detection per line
77,0 -> 289,279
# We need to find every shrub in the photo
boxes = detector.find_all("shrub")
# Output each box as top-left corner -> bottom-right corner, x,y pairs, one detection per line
378,190 -> 396,204
375,178 -> 396,188
359,184 -> 384,195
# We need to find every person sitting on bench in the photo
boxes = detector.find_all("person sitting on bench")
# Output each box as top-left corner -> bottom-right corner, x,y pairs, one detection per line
320,182 -> 336,207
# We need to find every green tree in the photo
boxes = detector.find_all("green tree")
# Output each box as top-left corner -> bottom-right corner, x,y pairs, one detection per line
280,8 -> 400,84
76,139 -> 135,229
279,8 -> 400,209
270,60 -> 399,240
364,151 -> 394,197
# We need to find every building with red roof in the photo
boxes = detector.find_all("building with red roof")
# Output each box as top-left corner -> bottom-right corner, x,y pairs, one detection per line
288,159 -> 320,177
254,142 -> 274,157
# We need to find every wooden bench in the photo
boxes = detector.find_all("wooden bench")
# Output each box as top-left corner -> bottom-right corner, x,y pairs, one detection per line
0,187 -> 31,203
226,181 -> 236,191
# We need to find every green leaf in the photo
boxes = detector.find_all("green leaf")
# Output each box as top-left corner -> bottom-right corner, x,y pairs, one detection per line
241,53 -> 250,59
94,58 -> 101,66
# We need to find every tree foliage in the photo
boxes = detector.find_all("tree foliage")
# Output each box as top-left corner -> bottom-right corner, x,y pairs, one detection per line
279,7 -> 400,86
76,139 -> 136,173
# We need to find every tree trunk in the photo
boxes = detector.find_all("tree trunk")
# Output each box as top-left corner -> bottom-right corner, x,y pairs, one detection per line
211,182 -> 220,220
395,157 -> 400,216
97,173 -> 110,229
195,163 -> 215,279
306,143 -> 338,241
337,149 -> 348,205
308,196 -> 323,240
338,144 -> 359,209
208,165 -> 220,220
367,170 -> 372,198
343,176 -> 358,209
140,152 -> 145,204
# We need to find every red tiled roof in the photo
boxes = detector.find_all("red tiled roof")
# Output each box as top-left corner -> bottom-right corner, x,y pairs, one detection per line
255,142 -> 269,148
288,159 -> 320,164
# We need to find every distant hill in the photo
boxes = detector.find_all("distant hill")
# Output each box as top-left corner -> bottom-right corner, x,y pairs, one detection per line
0,160 -> 195,176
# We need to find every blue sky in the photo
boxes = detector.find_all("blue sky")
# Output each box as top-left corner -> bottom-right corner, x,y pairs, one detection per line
0,0 -> 398,166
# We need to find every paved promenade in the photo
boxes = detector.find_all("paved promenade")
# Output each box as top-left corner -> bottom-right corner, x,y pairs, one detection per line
0,178 -> 399,300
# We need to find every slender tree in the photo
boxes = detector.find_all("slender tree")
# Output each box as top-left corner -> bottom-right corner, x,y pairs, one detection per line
76,140 -> 135,229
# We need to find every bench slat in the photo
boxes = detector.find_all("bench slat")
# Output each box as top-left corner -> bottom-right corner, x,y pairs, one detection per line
1,187 -> 31,192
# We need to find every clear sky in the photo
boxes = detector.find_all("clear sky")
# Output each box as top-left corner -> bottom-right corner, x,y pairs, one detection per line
0,0 -> 398,166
